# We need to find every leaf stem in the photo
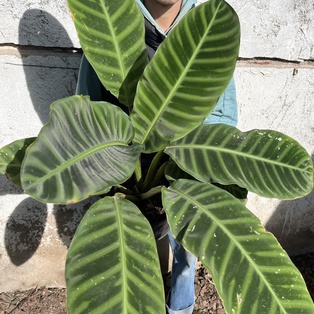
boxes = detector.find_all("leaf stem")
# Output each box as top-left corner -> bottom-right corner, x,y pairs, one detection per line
150,161 -> 169,188
142,151 -> 164,192
134,158 -> 142,183
140,186 -> 162,199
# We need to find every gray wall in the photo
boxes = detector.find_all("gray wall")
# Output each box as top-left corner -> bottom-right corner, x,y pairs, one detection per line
0,0 -> 313,291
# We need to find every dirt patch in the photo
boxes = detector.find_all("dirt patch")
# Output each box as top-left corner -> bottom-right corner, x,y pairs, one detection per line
0,287 -> 66,314
0,253 -> 313,314
194,264 -> 225,313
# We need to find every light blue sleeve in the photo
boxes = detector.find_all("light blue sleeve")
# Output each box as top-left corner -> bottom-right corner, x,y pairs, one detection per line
203,76 -> 238,127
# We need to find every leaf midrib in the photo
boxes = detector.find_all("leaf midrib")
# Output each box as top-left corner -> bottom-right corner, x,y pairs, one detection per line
167,144 -> 311,173
23,142 -> 128,189
114,197 -> 128,313
171,184 -> 287,313
100,1 -> 126,84
140,2 -> 222,144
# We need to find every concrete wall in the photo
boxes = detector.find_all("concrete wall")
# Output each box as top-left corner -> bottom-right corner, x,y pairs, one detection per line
229,0 -> 314,255
0,0 -> 313,292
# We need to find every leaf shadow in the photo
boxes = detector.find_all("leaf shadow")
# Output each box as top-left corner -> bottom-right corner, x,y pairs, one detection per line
18,9 -> 80,124
0,174 -> 23,195
2,10 -> 80,263
265,153 -> 314,255
53,197 -> 101,248
5,198 -> 47,266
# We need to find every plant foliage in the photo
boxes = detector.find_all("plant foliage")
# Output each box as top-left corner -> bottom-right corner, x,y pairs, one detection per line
1,0 -> 313,313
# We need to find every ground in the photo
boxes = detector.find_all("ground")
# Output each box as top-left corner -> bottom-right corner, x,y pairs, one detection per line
0,253 -> 313,314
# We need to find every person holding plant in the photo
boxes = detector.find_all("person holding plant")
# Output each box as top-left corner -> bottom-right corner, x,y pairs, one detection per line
76,0 -> 238,313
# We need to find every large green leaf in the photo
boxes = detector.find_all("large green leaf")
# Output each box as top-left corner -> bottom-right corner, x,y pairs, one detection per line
0,137 -> 36,185
165,124 -> 313,199
68,0 -> 147,105
162,179 -> 314,313
66,196 -> 165,314
21,96 -> 142,204
131,0 -> 240,153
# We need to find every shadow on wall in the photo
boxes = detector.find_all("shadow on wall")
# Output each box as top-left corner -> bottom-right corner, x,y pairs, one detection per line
4,191 -> 98,266
265,153 -> 314,255
18,9 -> 80,124
3,10 -> 84,265
52,197 -> 101,248
5,198 -> 47,266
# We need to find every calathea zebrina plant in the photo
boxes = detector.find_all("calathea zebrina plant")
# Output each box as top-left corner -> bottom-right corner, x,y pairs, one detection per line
1,0 -> 313,313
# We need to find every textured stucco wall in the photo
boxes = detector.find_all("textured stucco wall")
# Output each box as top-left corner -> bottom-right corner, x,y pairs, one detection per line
0,0 -> 313,292
229,0 -> 314,60
228,0 -> 314,255
0,0 -> 82,291
235,63 -> 314,254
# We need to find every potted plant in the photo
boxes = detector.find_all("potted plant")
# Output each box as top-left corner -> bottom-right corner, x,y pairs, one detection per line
1,0 -> 313,312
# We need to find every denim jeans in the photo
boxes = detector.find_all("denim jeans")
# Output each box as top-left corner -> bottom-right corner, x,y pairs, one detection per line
166,233 -> 196,314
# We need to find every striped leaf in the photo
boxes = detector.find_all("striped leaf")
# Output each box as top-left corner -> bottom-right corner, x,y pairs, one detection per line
21,96 -> 142,204
162,179 -> 314,313
0,137 -> 35,185
164,124 -> 313,199
131,0 -> 240,153
66,196 -> 165,314
68,0 -> 147,105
